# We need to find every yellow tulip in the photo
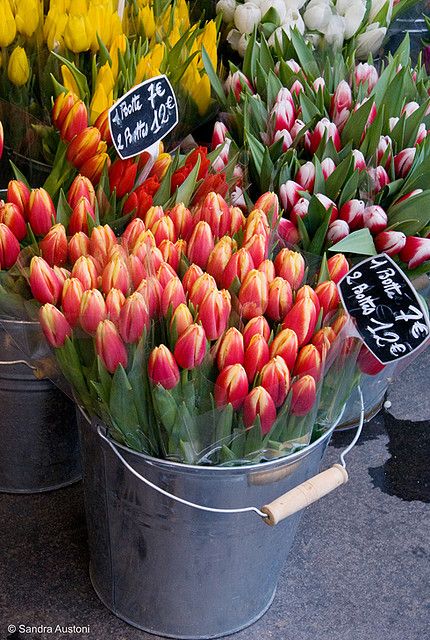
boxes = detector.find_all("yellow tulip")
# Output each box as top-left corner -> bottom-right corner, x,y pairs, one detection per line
61,64 -> 80,96
69,0 -> 88,15
8,46 -> 30,87
87,5 -> 123,50
138,5 -> 156,39
15,0 -> 40,39
193,75 -> 211,116
43,9 -> 68,50
64,14 -> 92,53
134,54 -> 160,85
96,62 -> 115,95
109,33 -> 127,79
0,0 -> 17,47
150,42 -> 165,70
90,82 -> 113,124
168,25 -> 181,47
198,21 -> 217,71
175,0 -> 190,30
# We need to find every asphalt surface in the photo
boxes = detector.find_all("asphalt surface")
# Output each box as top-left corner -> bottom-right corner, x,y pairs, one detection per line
1,350 -> 429,640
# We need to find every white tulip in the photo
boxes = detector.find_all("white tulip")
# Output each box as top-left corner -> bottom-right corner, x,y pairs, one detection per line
226,28 -> 242,50
238,33 -> 249,57
216,0 -> 238,23
368,0 -> 393,24
284,0 -> 308,10
335,0 -> 366,39
322,14 -> 346,48
234,3 -> 262,35
259,0 -> 287,23
268,10 -> 304,45
303,0 -> 333,32
356,23 -> 387,58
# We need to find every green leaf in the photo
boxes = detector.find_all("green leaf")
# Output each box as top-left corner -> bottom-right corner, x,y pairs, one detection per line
56,189 -> 72,228
9,161 -> 30,188
109,365 -> 140,443
387,190 -> 430,235
51,52 -> 89,101
329,228 -> 377,255
202,46 -> 226,108
341,98 -> 374,148
299,92 -> 321,122
174,155 -> 201,207
339,170 -> 359,208
242,28 -> 258,82
325,156 -> 352,202
308,208 -> 332,256
245,131 -> 265,176
290,29 -> 319,78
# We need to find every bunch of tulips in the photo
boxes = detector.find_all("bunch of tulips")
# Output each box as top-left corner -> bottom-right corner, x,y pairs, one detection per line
206,33 -> 430,276
17,190 -> 361,464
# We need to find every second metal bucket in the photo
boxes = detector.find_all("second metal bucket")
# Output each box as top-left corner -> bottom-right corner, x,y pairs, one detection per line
78,410 -> 343,639
0,319 -> 81,493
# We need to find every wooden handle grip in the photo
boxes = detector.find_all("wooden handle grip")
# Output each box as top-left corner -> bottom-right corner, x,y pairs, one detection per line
261,464 -> 349,526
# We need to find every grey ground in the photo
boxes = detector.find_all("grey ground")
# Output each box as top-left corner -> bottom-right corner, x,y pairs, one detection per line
1,351 -> 429,640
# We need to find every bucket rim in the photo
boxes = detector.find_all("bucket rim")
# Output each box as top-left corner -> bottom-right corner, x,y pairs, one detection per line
90,407 -> 344,474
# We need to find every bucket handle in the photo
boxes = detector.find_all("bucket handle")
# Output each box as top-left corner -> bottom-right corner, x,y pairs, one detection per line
96,387 -> 364,525
0,359 -> 37,370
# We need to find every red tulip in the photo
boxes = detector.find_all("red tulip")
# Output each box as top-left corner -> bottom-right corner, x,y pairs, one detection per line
394,148 -> 416,178
212,121 -> 228,148
290,375 -> 317,416
327,254 -> 349,284
161,277 -> 186,316
331,80 -> 352,119
123,218 -> 146,252
101,256 -> 130,296
197,192 -> 231,239
260,356 -> 290,408
315,280 -> 340,317
254,192 -> 280,223
223,248 -> 254,289
244,333 -> 270,383
279,180 -> 303,211
174,323 -> 207,369
80,152 -> 110,185
354,63 -> 378,92
339,199 -> 365,230
188,273 -> 217,308
362,205 -> 388,234
0,202 -> 27,241
214,363 -> 248,409
278,218 -> 300,245
38,223 -> 68,269
295,284 -> 321,317
274,249 -> 305,290
71,255 -> 99,290
52,91 -> 78,129
67,174 -> 96,209
60,99 -> 88,142
243,234 -> 268,267
216,327 -> 244,370
159,240 -> 180,272
96,320 -> 128,373
368,165 -> 390,192
29,256 -> 62,304
90,225 -> 117,266
156,261 -> 177,289
295,162 -> 315,191
238,269 -> 268,320
229,206 -> 245,235
151,215 -> 176,245
39,304 -> 72,348
28,188 -> 56,236
7,179 -> 30,216
269,328 -> 299,371
307,118 -> 341,153
61,277 -> 84,327
79,288 -> 107,335
374,230 -> 407,256
399,236 -> 430,269
271,88 -> 295,130
357,345 -> 385,375
94,108 -> 112,144
66,126 -> 102,168
137,276 -> 163,318
69,232 -> 90,264
282,297 -> 317,346
290,198 -> 309,227
69,196 -> 96,236
243,386 -> 277,434
312,327 -> 336,358
266,277 -> 293,322
148,344 -> 180,389
327,220 -> 349,244
293,344 -> 322,381
105,288 -> 126,323
167,203 -> 192,241
225,70 -> 254,101
182,264 -> 204,296
258,259 -> 275,283
207,237 -> 235,286
170,303 -> 193,338
243,316 -> 271,350
187,221 -> 214,269
119,291 -> 150,343
197,289 -> 231,340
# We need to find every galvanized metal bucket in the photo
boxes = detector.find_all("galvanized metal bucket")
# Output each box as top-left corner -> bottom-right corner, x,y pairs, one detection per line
0,319 -> 81,493
77,402 -> 356,639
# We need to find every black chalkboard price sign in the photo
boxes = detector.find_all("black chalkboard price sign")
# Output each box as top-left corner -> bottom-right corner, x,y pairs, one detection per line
338,254 -> 430,364
108,75 -> 178,160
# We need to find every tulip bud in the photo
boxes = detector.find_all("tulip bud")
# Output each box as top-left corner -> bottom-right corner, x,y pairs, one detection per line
394,148 -> 416,178
66,126 -> 102,168
243,209 -> 270,243
7,179 -> 30,215
282,297 -> 317,347
69,232 -> 90,264
123,218 -> 146,252
61,278 -> 84,327
357,345 -> 385,375
60,99 -> 88,142
266,277 -> 293,322
95,320 -> 128,374
327,220 -> 350,244
307,118 -> 341,153
243,234 -> 268,268
159,240 -> 180,272
244,333 -> 270,384
224,70 -> 254,101
80,152 -> 110,185
374,230 -> 407,256
102,256 -> 130,296
260,356 -> 290,408
354,63 -> 378,93
198,192 -> 231,239
105,288 -> 126,324
71,255 -> 99,290
257,260 -> 274,283
315,281 -> 340,318
238,269 -> 268,320
197,289 -> 231,341
137,276 -> 163,318
321,158 -> 336,180
362,205 -> 388,234
29,256 -> 62,305
39,223 -> 68,267
149,153 -> 172,181
415,123 -> 426,145
214,364 -> 248,409
269,328 -> 298,371
295,284 -> 321,317
90,225 -> 117,266
161,277 -> 186,316
399,236 -> 430,269
312,327 -> 336,358
290,375 -> 317,416
67,175 -> 96,210
331,80 -> 352,119
94,109 -> 112,144
274,249 -> 305,290
39,304 -> 72,348
279,180 -> 303,211
207,237 -> 235,286
352,149 -> 366,171
223,248 -> 255,290
290,118 -> 306,139
119,292 -> 150,343
229,206 -> 245,235
270,97 -> 295,133
0,202 -> 27,241
278,218 -> 300,246
151,215 -> 176,245
397,189 -> 423,204
174,323 -> 207,369
168,203 -> 193,241
148,344 -> 179,389
327,254 -> 349,284
377,135 -> 392,167
293,344 -> 322,382
295,162 -> 315,192
254,192 -> 280,223
187,221 -> 214,269
79,289 -> 107,335
189,273 -> 217,308
212,121 -> 228,148
69,196 -> 96,236
155,261 -> 177,289
290,198 -> 309,227
170,303 -> 193,338
182,264 -> 204,297
243,386 -> 277,434
27,188 -> 56,236
368,165 -> 390,192
52,91 -> 78,130
216,327 -> 245,371
339,199 -> 365,230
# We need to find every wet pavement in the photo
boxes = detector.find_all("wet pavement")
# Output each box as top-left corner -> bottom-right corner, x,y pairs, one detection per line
1,351 -> 429,640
